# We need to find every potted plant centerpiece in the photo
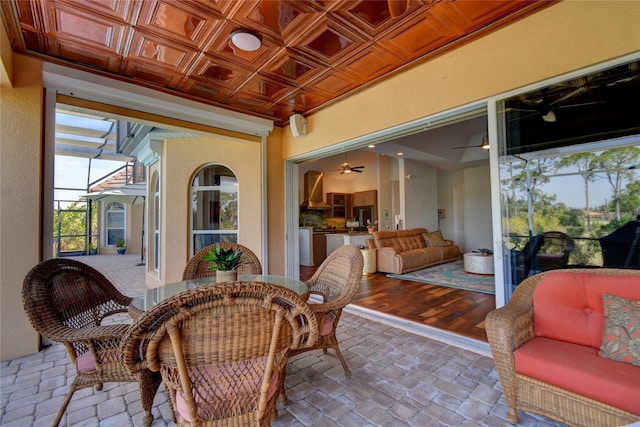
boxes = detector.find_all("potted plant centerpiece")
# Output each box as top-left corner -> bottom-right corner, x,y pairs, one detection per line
202,244 -> 243,282
366,219 -> 378,234
115,239 -> 126,255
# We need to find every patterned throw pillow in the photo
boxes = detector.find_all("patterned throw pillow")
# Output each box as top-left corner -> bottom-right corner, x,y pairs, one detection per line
599,294 -> 640,366
421,230 -> 448,247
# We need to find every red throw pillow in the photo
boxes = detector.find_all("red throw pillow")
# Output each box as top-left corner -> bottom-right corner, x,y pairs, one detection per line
599,294 -> 640,366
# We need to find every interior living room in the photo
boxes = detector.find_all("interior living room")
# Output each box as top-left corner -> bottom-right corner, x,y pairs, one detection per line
2,0 -> 639,364
296,112 -> 491,265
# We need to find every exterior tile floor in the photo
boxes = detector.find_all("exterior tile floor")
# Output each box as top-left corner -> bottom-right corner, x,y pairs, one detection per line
1,254 -> 566,426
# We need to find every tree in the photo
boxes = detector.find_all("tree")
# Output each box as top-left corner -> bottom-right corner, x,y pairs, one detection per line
557,152 -> 598,231
54,201 -> 96,253
595,147 -> 640,221
513,158 -> 555,214
618,180 -> 640,218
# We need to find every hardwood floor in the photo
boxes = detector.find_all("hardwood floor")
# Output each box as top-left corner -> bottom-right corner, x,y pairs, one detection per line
300,266 -> 495,342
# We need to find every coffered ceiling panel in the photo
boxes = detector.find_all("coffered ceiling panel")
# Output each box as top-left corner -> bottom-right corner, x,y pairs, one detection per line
1,0 -> 552,126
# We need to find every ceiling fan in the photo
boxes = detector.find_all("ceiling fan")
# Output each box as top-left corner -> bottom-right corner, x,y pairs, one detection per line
332,153 -> 365,174
505,86 -> 605,123
452,136 -> 490,150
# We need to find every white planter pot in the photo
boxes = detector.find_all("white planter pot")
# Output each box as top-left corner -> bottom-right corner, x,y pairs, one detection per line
216,270 -> 237,282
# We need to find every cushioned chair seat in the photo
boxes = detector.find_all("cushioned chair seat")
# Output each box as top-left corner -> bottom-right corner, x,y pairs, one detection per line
515,337 -> 640,415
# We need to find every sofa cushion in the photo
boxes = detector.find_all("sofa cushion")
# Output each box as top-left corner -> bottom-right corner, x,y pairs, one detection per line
371,228 -> 427,253
532,271 -> 640,349
398,235 -> 427,252
398,249 -> 429,270
439,244 -> 461,260
600,294 -> 640,366
422,230 -> 448,247
515,337 -> 640,416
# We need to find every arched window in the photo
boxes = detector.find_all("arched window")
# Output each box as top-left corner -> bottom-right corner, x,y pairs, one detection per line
190,165 -> 238,254
105,202 -> 125,246
151,173 -> 160,273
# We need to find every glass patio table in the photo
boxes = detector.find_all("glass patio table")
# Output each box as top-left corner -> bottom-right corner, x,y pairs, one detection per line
129,274 -> 308,315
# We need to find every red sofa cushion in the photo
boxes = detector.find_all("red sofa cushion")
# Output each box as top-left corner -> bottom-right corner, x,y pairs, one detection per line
515,337 -> 640,415
532,271 -> 640,348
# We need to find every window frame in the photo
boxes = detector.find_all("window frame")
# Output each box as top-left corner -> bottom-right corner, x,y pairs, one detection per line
189,164 -> 239,256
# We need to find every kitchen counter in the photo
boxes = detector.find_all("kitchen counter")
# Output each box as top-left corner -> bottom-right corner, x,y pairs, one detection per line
326,233 -> 373,257
300,228 -> 371,266
298,227 -> 313,266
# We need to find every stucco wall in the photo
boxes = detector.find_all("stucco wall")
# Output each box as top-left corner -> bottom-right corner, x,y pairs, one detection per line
0,55 -> 43,360
280,1 -> 640,158
159,135 -> 263,285
266,127 -> 285,275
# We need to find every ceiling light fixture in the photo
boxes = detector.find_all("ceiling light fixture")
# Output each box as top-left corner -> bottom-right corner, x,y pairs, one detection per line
541,109 -> 556,123
481,136 -> 490,150
230,30 -> 261,51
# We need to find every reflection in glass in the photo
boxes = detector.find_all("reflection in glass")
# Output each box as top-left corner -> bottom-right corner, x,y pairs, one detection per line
191,165 -> 238,255
498,60 -> 640,300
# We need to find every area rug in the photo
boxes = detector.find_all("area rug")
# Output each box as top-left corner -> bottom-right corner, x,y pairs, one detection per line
387,260 -> 495,294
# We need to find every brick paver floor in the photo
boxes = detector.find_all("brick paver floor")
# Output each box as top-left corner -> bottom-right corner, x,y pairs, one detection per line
1,254 -> 565,426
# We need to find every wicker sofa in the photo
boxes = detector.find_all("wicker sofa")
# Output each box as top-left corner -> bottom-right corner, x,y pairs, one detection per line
486,268 -> 640,426
366,228 -> 460,274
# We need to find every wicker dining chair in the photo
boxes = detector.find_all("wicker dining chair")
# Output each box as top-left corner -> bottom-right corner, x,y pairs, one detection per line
182,242 -> 262,280
120,281 -> 319,426
536,231 -> 575,271
279,244 -> 364,404
21,258 -> 162,427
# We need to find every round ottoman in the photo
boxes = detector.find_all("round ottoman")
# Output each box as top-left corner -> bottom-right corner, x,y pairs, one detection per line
463,253 -> 494,275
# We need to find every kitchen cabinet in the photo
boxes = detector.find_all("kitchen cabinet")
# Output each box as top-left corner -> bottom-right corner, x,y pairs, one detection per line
327,193 -> 352,218
353,190 -> 377,207
313,233 -> 328,266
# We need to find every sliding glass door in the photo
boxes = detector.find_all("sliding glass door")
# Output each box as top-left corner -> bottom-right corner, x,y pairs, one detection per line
496,58 -> 640,301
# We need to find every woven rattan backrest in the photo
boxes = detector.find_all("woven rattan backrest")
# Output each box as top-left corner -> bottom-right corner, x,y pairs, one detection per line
540,231 -> 575,255
22,258 -> 132,339
182,242 -> 262,280
120,281 -> 318,424
307,245 -> 363,305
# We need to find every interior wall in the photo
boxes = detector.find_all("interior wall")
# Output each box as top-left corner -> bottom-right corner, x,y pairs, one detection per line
436,171 -> 456,240
158,135 -> 262,286
463,166 -> 493,252
404,159 -> 438,230
0,55 -> 42,360
377,155 -> 394,230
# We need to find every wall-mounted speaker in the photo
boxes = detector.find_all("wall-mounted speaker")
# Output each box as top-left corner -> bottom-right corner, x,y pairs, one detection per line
290,113 -> 308,137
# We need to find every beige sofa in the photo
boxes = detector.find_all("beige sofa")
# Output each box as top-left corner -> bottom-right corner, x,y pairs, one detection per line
367,228 -> 461,274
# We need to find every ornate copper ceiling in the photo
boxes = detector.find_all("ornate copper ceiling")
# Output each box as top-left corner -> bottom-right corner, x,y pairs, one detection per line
1,0 -> 549,126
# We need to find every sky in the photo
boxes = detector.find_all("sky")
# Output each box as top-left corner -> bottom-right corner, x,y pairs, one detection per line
54,156 -> 126,206
540,175 -> 617,209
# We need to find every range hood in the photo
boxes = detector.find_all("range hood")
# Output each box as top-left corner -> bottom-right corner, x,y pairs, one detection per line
300,171 -> 332,210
